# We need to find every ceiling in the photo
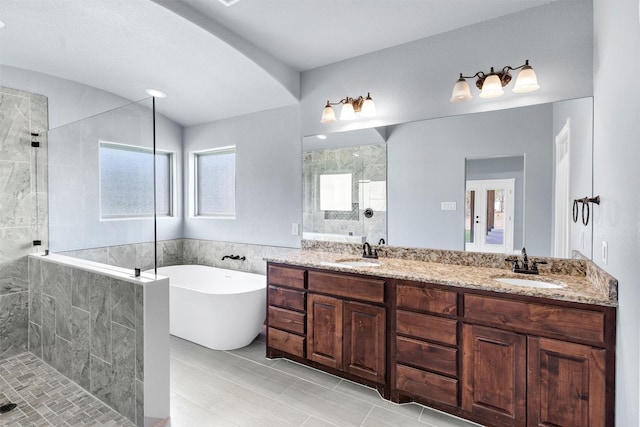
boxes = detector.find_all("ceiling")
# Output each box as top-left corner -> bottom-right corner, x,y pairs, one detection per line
0,0 -> 555,127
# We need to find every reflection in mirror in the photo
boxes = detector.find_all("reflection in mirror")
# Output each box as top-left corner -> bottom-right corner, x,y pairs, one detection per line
303,97 -> 593,260
303,129 -> 387,244
465,156 -> 524,254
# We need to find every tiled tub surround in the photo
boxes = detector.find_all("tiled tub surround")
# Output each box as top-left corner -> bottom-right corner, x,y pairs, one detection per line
28,253 -> 169,426
273,241 -> 618,306
61,238 -> 295,275
0,86 -> 48,360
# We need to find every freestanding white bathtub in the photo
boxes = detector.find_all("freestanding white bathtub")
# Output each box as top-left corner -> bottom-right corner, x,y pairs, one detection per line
153,265 -> 266,351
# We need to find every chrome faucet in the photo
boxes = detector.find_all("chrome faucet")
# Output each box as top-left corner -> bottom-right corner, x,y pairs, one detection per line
505,247 -> 547,274
362,242 -> 378,259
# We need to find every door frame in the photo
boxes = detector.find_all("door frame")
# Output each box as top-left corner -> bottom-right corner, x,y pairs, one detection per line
465,178 -> 515,254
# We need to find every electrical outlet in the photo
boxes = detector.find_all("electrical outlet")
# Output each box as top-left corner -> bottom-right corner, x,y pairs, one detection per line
602,241 -> 608,264
291,223 -> 299,236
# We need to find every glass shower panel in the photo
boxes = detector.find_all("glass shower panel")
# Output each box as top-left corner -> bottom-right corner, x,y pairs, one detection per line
46,98 -> 158,271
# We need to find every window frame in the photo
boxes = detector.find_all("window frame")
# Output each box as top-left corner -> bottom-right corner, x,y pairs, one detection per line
192,146 -> 237,219
98,141 -> 175,220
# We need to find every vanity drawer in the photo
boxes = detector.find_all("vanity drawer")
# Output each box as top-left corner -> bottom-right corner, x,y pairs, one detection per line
268,306 -> 305,335
268,265 -> 306,290
268,327 -> 305,358
396,364 -> 459,407
308,271 -> 385,304
397,284 -> 457,316
396,310 -> 457,346
396,336 -> 458,377
268,286 -> 306,312
464,294 -> 606,344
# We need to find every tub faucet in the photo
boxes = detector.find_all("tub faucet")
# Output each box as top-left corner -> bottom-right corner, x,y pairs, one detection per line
362,242 -> 378,259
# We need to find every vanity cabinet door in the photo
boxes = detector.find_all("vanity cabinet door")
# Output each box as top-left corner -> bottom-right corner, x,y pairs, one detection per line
528,337 -> 606,427
344,301 -> 386,383
307,294 -> 343,369
462,324 -> 527,427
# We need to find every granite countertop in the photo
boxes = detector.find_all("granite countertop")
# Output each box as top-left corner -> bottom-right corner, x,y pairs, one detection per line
265,250 -> 616,307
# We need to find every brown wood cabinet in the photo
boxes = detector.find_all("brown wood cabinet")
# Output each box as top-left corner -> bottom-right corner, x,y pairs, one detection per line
462,324 -> 527,427
528,337 -> 606,427
393,281 -> 460,409
307,272 -> 387,385
266,265 -> 307,358
266,262 -> 615,427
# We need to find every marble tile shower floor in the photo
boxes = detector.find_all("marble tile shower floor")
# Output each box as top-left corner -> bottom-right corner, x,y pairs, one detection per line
0,352 -> 134,426
0,334 -> 481,426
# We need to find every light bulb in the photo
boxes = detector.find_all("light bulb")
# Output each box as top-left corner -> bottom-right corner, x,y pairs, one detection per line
320,102 -> 336,123
450,76 -> 472,103
479,74 -> 504,99
360,93 -> 376,117
513,63 -> 540,93
340,101 -> 356,120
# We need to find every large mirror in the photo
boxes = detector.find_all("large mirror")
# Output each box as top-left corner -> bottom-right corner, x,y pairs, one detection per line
303,97 -> 593,259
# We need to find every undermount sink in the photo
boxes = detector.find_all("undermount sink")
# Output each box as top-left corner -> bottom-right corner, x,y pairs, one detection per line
321,259 -> 382,268
493,277 -> 566,289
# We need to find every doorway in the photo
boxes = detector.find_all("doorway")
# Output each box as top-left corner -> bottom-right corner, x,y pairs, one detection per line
465,179 -> 515,254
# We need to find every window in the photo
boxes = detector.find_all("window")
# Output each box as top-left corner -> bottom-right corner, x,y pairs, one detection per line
319,173 -> 352,211
99,142 -> 173,218
195,147 -> 236,217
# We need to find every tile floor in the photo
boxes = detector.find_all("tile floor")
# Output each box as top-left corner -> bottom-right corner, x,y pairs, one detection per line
168,332 -> 481,427
0,333 -> 482,426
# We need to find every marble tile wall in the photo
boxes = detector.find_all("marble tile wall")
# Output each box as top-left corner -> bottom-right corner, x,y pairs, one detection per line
303,144 -> 387,245
61,238 -> 291,275
0,86 -> 48,360
28,256 -> 144,426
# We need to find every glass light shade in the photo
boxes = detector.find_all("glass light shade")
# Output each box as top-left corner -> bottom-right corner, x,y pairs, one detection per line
513,66 -> 540,93
360,95 -> 376,117
450,78 -> 472,103
320,104 -> 336,123
479,74 -> 504,99
340,102 -> 356,120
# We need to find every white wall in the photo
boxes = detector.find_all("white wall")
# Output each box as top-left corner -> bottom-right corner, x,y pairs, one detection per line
593,1 -> 640,425
387,104 -> 553,254
0,65 -> 134,129
183,105 -> 302,248
552,97 -> 594,259
0,66 -> 184,251
300,1 -> 593,137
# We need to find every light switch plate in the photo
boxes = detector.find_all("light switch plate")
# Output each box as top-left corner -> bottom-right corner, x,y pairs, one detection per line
441,202 -> 457,211
602,241 -> 608,264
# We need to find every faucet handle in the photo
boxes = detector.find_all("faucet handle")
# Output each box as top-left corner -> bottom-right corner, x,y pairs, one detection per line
505,257 -> 520,271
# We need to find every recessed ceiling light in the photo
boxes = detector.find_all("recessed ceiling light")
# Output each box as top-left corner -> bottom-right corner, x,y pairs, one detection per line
316,135 -> 327,140
218,0 -> 240,6
0,21 -> 5,29
145,88 -> 167,98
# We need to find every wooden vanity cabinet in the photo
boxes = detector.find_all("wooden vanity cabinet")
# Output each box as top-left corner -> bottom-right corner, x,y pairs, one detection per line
266,264 -> 307,359
392,281 -> 461,409
462,293 -> 614,427
267,262 -> 616,427
307,271 -> 387,385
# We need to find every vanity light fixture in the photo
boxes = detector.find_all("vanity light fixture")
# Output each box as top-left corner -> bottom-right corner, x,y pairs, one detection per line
321,93 -> 376,123
450,60 -> 540,103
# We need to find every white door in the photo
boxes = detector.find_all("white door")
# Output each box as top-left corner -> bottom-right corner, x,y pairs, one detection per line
465,179 -> 515,254
554,119 -> 571,258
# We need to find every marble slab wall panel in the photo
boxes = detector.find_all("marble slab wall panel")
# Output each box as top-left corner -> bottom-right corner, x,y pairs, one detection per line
31,257 -> 144,426
0,86 -> 48,361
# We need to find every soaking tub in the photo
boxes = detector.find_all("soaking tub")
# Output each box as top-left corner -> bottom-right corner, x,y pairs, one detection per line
153,265 -> 266,350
